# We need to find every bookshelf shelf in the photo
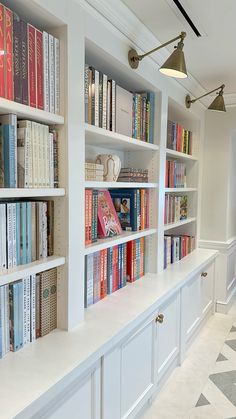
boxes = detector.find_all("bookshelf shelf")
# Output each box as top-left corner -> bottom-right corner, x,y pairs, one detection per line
0,98 -> 64,125
84,228 -> 157,255
85,123 -> 159,152
166,148 -> 198,161
164,217 -> 197,231
0,188 -> 65,198
0,256 -> 65,287
165,187 -> 198,193
85,181 -> 158,189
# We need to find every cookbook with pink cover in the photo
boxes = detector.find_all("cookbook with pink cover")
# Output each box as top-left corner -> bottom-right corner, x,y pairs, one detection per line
97,190 -> 122,237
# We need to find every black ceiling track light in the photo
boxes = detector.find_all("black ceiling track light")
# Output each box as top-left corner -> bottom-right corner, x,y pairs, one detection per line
172,0 -> 202,37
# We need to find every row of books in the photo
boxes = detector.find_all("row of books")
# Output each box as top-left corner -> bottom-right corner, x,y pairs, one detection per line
164,235 -> 195,269
85,162 -> 104,181
118,168 -> 149,183
0,268 -> 57,358
0,115 -> 59,188
164,194 -> 187,225
167,120 -> 193,155
0,3 -> 60,113
85,237 -> 145,307
165,160 -> 186,188
0,201 -> 54,270
84,65 -> 154,143
85,188 -> 150,245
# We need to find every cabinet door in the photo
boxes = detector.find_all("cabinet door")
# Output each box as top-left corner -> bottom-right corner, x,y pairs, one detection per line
182,273 -> 201,344
201,262 -> 214,316
155,292 -> 180,381
102,318 -> 155,419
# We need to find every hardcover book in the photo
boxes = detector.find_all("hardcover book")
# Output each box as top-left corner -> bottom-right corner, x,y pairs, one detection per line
97,190 -> 122,238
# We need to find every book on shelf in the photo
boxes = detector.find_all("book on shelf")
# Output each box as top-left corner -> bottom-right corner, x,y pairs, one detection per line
164,194 -> 188,224
0,114 -> 59,188
85,162 -> 104,181
0,3 -> 60,113
164,235 -> 195,269
84,237 -> 145,307
165,160 -> 186,188
84,64 -> 155,143
167,120 -> 193,155
117,168 -> 149,183
97,190 -> 122,238
0,267 -> 57,358
110,188 -> 149,231
0,200 -> 54,271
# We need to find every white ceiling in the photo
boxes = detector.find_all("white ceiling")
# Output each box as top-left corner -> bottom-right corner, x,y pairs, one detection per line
122,0 -> 236,96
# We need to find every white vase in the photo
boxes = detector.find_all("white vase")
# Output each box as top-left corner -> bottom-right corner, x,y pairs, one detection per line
95,154 -> 121,182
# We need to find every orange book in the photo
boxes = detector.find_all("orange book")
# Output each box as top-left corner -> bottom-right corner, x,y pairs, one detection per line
85,190 -> 92,245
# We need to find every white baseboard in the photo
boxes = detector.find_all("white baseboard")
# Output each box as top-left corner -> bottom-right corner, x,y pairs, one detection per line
216,285 -> 236,314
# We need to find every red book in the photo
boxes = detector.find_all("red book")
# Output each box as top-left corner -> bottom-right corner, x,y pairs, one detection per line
127,240 -> 135,283
103,249 -> 108,298
97,190 -> 122,238
28,24 -> 36,107
140,189 -> 145,231
112,246 -> 117,293
36,29 -> 44,110
4,7 -> 13,100
145,189 -> 149,229
165,160 -> 169,188
100,250 -> 105,299
0,5 -> 4,98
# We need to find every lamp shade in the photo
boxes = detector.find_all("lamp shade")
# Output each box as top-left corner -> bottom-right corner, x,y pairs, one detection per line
208,93 -> 226,112
159,48 -> 187,79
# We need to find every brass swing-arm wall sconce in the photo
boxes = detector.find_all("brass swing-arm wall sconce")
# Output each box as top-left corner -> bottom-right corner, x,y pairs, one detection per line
186,84 -> 226,112
128,31 -> 187,79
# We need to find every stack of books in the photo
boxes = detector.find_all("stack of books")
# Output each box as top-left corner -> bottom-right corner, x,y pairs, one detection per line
0,4 -> 60,113
84,237 -> 145,307
85,162 -> 104,181
165,160 -> 186,188
0,268 -> 57,358
167,120 -> 193,155
110,188 -> 149,231
117,168 -> 148,183
0,200 -> 54,270
164,235 -> 195,269
84,64 -> 155,143
164,194 -> 188,224
0,114 -> 59,188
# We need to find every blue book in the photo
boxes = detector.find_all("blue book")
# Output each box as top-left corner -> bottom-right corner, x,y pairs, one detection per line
107,247 -> 113,294
26,202 -> 32,264
17,281 -> 24,350
109,189 -> 138,231
20,202 -> 27,265
0,114 -> 17,188
16,203 -> 21,266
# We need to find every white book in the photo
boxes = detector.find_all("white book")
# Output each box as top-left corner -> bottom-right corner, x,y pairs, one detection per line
102,74 -> 107,129
49,132 -> 54,187
115,85 -> 133,137
23,278 -> 28,345
26,276 -> 31,343
37,123 -> 43,187
48,34 -> 55,113
43,31 -> 50,112
94,69 -> 99,127
111,80 -> 116,132
4,285 -> 10,353
107,80 -> 111,130
54,37 -> 60,115
31,122 -> 37,187
30,274 -> 36,342
6,204 -> 13,269
12,203 -> 17,267
18,121 -> 32,188
42,202 -> 48,258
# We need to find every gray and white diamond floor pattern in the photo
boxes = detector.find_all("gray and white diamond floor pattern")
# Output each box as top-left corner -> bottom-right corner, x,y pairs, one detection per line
193,323 -> 236,418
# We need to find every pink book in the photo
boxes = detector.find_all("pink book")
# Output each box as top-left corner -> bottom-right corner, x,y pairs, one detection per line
97,190 -> 122,238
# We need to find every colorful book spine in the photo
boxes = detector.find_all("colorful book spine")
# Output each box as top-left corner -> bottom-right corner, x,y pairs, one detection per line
36,29 -> 44,110
13,13 -> 21,103
21,20 -> 28,105
0,5 -> 4,98
4,7 -> 13,101
27,24 -> 36,108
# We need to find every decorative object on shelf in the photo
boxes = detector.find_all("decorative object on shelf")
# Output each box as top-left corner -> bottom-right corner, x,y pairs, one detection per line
85,162 -> 104,181
128,32 -> 187,79
95,154 -> 121,182
185,84 -> 226,112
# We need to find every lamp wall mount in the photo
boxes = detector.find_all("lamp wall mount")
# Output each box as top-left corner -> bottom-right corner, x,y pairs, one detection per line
186,84 -> 225,109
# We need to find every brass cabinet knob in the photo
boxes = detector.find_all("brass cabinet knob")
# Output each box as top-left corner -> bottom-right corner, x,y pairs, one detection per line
155,314 -> 164,323
201,272 -> 208,277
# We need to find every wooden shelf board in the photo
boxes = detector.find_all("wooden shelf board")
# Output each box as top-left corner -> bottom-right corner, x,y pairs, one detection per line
0,188 -> 65,198
85,228 -> 157,255
0,97 -> 64,125
164,217 -> 197,231
85,123 -> 159,152
0,256 -> 66,287
166,148 -> 198,161
85,181 -> 158,189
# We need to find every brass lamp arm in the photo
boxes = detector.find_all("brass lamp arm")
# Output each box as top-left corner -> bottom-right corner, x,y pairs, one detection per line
188,84 -> 225,104
138,32 -> 186,61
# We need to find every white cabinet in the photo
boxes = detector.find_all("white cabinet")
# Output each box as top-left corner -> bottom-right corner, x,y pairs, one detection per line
102,318 -> 155,419
155,292 -> 180,382
201,262 -> 214,316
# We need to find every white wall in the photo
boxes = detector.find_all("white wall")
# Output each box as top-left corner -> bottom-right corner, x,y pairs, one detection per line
201,107 -> 236,242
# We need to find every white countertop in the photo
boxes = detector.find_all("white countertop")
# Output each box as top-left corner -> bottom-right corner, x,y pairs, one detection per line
0,248 -> 218,419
